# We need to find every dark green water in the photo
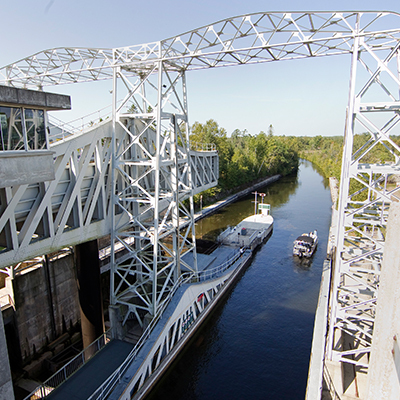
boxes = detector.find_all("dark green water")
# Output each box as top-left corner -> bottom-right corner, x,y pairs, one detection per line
149,160 -> 332,400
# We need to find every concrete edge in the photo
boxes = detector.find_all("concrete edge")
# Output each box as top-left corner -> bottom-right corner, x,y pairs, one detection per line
305,258 -> 331,400
195,174 -> 281,222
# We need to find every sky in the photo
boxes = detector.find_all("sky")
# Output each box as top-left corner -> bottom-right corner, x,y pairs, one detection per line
1,1 -> 399,137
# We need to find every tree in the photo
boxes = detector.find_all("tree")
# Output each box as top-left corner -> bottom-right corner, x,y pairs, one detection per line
127,103 -> 137,113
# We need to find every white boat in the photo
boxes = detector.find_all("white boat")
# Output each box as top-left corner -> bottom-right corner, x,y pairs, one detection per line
293,230 -> 318,258
217,208 -> 274,250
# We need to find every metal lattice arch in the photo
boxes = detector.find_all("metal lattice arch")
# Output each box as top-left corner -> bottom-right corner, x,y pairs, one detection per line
2,11 -> 400,371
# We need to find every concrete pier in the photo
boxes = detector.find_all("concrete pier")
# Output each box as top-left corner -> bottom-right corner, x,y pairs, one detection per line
0,308 -> 14,400
75,240 -> 104,350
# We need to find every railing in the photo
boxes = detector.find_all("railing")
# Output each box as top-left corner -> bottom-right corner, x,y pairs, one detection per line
190,143 -> 217,152
247,230 -> 260,247
48,104 -> 112,143
24,330 -> 112,400
217,227 -> 233,243
87,272 -> 195,400
89,250 -> 248,399
30,251 -> 245,400
197,249 -> 246,281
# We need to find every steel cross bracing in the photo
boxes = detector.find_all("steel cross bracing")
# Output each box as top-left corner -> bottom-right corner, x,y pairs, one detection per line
2,12 -> 400,89
0,124 -> 113,270
109,60 -> 205,325
1,11 -> 400,370
327,15 -> 400,369
0,120 -> 217,271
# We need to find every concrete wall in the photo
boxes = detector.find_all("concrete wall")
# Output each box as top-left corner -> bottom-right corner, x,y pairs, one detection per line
0,85 -> 71,110
0,308 -> 14,400
11,251 -> 80,363
366,201 -> 400,399
0,151 -> 55,188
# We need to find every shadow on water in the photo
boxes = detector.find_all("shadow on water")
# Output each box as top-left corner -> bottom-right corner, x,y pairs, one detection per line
148,159 -> 332,400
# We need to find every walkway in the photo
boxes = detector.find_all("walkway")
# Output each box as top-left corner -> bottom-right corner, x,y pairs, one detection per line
47,340 -> 134,400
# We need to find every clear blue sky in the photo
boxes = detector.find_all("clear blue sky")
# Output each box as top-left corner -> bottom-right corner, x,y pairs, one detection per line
1,1 -> 399,137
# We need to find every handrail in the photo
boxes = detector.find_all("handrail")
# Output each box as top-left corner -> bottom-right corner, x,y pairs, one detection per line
27,250 -> 245,400
48,104 -> 112,143
87,272 -> 194,400
88,249 -> 247,399
197,249 -> 244,281
48,107 -> 219,155
217,227 -> 233,243
190,143 -> 217,152
23,329 -> 112,400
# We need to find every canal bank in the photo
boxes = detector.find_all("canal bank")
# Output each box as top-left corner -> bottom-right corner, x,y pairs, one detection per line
305,176 -> 338,400
194,174 -> 281,223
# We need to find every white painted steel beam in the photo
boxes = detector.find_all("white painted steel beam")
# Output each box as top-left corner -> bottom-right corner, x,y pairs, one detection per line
109,55 -> 203,325
1,13 -> 400,89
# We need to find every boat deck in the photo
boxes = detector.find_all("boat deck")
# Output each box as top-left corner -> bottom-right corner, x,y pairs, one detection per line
218,213 -> 273,247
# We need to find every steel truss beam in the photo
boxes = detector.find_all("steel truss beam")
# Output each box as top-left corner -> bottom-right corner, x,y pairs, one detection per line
2,12 -> 400,88
0,124 -> 113,270
0,121 -> 217,272
328,14 -> 400,370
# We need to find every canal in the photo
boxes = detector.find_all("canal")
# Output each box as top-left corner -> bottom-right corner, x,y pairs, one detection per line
149,160 -> 333,400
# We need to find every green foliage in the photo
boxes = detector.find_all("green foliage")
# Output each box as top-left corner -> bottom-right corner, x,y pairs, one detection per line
298,136 -> 343,180
127,103 -> 137,113
190,120 -> 299,203
298,134 -> 400,181
189,121 -> 400,210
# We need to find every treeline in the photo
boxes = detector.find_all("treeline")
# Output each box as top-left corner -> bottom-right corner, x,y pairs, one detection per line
190,120 -> 299,204
295,135 -> 343,180
294,133 -> 400,181
189,120 -> 400,206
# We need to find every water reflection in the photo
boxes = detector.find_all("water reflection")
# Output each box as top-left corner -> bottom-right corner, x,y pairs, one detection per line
196,171 -> 300,241
304,159 -> 330,189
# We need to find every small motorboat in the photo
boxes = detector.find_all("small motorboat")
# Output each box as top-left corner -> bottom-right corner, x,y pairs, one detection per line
293,230 -> 318,258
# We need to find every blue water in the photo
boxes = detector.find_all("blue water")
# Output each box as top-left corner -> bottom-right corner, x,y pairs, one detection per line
149,160 -> 332,400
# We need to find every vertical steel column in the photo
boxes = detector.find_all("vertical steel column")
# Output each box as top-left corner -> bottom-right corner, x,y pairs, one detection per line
327,15 -> 360,360
110,56 -> 117,308
151,60 -> 163,317
171,114 -> 181,282
183,72 -> 197,274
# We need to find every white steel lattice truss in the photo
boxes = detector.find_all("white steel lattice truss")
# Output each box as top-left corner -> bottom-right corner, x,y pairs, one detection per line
1,11 -> 400,368
109,63 -> 203,325
0,125 -> 113,269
